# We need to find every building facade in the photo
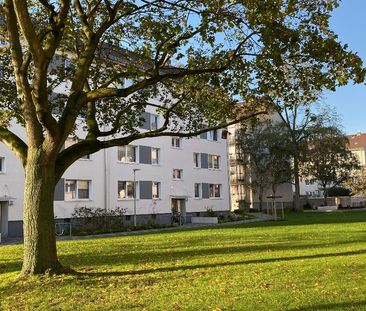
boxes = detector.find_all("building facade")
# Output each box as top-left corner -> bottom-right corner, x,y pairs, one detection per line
227,122 -> 293,211
299,132 -> 366,198
348,132 -> 366,167
0,115 -> 230,237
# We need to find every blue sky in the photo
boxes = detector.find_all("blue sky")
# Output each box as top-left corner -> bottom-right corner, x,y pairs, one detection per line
325,0 -> 366,134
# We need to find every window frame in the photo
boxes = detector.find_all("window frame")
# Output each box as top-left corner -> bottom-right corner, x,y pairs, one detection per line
152,181 -> 161,199
0,157 -> 5,173
151,147 -> 160,165
173,169 -> 183,180
194,183 -> 201,199
193,153 -> 200,168
171,137 -> 181,148
65,179 -> 91,201
118,180 -> 136,199
207,130 -> 218,141
118,145 -> 137,163
209,184 -> 221,198
150,114 -> 158,130
208,154 -> 220,169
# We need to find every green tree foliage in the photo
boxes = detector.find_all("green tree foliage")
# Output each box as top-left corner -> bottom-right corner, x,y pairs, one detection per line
0,0 -> 364,275
236,120 -> 292,210
325,186 -> 352,197
273,103 -> 342,211
343,168 -> 366,197
303,126 -> 360,205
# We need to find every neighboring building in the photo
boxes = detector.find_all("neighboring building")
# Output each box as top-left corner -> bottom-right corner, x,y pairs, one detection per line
348,132 -> 366,167
227,121 -> 293,211
0,115 -> 230,237
299,177 -> 322,197
299,131 -> 366,198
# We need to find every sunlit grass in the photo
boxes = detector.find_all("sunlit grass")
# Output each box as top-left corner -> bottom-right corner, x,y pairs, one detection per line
1,211 -> 366,310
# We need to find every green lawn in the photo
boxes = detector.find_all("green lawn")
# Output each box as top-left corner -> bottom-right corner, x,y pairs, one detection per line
1,212 -> 366,310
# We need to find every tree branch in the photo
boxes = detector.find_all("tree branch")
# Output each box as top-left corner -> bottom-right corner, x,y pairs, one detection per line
55,108 -> 267,180
0,127 -> 28,166
13,0 -> 45,64
4,0 -> 43,147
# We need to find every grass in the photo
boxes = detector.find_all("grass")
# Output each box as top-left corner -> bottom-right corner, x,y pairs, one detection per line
1,211 -> 366,310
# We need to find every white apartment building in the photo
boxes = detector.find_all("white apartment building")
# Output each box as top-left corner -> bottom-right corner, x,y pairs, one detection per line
0,114 -> 230,237
227,122 -> 293,211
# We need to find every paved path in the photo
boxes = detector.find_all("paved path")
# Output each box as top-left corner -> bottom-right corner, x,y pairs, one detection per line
0,213 -> 274,246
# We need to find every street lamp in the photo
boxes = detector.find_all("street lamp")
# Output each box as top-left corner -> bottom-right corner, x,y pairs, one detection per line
133,168 -> 141,227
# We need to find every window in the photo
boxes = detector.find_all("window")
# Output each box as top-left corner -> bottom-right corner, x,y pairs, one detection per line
305,179 -> 310,185
207,130 -> 218,141
208,155 -> 220,169
65,180 -> 91,200
173,169 -> 183,180
152,148 -> 160,165
118,181 -> 135,199
150,114 -> 158,130
171,137 -> 181,148
194,183 -> 201,198
65,138 -> 90,160
152,182 -> 160,199
193,153 -> 200,168
118,145 -> 137,163
209,184 -> 221,198
0,157 -> 4,172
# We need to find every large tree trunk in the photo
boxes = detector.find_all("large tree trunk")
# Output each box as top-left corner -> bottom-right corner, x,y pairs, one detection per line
293,156 -> 302,212
21,149 -> 62,275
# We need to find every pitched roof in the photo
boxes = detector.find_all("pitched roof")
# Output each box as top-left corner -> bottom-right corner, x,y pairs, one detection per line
347,132 -> 366,150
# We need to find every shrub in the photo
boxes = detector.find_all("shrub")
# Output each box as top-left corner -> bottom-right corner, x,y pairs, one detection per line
325,186 -> 352,197
205,207 -> 216,217
72,206 -> 126,234
238,199 -> 248,211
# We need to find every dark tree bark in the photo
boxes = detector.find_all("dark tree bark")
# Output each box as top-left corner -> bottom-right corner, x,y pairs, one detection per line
21,148 -> 62,275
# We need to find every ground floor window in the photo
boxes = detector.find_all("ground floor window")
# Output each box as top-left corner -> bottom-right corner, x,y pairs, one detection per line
118,181 -> 135,199
209,184 -> 221,198
65,179 -> 91,200
0,157 -> 4,172
152,182 -> 160,199
194,183 -> 201,198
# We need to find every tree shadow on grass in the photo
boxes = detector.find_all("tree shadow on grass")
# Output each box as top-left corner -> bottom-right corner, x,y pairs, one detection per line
4,239 -> 365,276
221,211 -> 366,229
117,211 -> 366,236
288,300 -> 366,311
57,236 -> 366,269
76,248 -> 366,278
0,260 -> 22,274
2,248 -> 366,307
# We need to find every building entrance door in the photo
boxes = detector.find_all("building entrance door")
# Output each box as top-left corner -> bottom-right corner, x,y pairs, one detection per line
0,202 -> 9,239
171,199 -> 186,225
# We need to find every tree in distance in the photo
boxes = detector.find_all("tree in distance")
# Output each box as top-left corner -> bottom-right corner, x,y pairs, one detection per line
236,120 -> 291,210
303,126 -> 360,206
